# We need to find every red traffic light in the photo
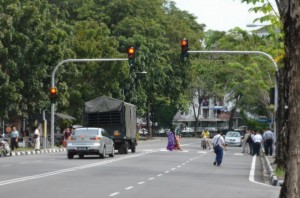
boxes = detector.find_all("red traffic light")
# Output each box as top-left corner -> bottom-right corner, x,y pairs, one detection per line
181,40 -> 187,47
50,87 -> 57,95
181,39 -> 189,59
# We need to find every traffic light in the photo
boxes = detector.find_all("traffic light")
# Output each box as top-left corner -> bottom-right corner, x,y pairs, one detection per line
128,47 -> 135,67
181,39 -> 189,59
50,87 -> 57,103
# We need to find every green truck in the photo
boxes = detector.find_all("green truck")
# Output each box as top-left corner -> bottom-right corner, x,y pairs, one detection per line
83,96 -> 137,154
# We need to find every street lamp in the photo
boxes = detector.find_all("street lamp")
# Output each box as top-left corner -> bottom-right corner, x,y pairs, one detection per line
135,71 -> 147,74
246,24 -> 270,28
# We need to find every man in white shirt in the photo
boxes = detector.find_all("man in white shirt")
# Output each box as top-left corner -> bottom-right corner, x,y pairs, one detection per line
253,130 -> 263,156
263,128 -> 275,156
212,131 -> 226,166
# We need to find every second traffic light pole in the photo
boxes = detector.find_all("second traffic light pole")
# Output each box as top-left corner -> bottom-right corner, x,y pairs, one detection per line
50,58 -> 127,149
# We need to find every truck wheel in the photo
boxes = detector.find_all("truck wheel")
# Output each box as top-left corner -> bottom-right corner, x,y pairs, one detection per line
131,143 -> 136,153
123,143 -> 128,154
79,154 -> 84,159
67,153 -> 74,159
118,147 -> 124,154
100,146 -> 106,159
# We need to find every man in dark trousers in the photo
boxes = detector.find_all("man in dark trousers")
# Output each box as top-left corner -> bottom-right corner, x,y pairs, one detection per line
10,126 -> 19,151
212,130 -> 226,166
263,128 -> 275,156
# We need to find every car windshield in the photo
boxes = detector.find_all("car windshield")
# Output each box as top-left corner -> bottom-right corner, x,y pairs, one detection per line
226,132 -> 240,137
74,129 -> 99,136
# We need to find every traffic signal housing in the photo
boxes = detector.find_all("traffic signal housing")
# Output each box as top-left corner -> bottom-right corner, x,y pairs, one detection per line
128,47 -> 135,67
181,39 -> 189,59
50,87 -> 58,103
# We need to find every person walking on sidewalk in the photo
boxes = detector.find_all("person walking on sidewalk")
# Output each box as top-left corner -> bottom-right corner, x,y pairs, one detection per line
212,130 -> 226,166
263,128 -> 275,156
33,125 -> 41,151
10,126 -> 19,151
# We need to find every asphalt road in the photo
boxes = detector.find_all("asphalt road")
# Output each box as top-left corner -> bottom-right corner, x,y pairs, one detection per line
0,138 -> 280,198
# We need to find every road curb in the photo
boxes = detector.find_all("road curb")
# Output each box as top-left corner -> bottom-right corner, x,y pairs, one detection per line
11,148 -> 66,157
263,152 -> 284,186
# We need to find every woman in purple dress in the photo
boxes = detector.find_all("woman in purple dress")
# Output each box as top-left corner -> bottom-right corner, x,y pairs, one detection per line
166,129 -> 175,151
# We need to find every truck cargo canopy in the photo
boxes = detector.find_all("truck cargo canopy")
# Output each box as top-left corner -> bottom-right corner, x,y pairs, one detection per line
85,96 -> 135,113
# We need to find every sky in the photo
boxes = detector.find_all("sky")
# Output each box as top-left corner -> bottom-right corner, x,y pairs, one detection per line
174,0 -> 277,31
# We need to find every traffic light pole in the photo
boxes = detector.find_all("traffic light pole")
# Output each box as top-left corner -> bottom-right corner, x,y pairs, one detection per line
50,58 -> 127,149
188,50 -> 278,141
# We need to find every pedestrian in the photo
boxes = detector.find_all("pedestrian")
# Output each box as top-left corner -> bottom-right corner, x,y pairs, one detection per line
242,130 -> 250,153
252,130 -> 263,156
166,129 -> 175,151
263,128 -> 275,156
63,127 -> 71,147
212,130 -> 226,166
33,124 -> 41,151
10,126 -> 19,151
174,129 -> 182,151
247,130 -> 255,155
201,129 -> 211,149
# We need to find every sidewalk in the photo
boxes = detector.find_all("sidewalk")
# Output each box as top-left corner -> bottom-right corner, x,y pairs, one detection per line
10,147 -> 66,157
263,152 -> 284,186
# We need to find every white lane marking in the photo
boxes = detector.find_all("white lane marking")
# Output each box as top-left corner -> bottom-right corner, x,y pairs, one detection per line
197,151 -> 207,154
157,174 -> 162,177
182,163 -> 186,166
165,171 -> 170,174
125,186 -> 133,190
142,150 -> 153,152
109,192 -> 119,197
234,153 -> 244,156
171,168 -> 176,171
249,155 -> 273,187
138,181 -> 145,185
0,151 -> 154,187
159,149 -> 169,152
148,177 -> 155,180
177,165 -> 181,168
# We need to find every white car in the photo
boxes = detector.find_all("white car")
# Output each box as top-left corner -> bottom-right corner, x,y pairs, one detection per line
66,127 -> 114,159
138,128 -> 148,135
225,131 -> 242,147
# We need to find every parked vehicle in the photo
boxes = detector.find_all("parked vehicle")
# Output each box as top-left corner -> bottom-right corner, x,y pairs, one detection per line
83,96 -> 137,154
224,131 -> 242,147
66,127 -> 114,159
138,128 -> 148,135
0,135 -> 11,157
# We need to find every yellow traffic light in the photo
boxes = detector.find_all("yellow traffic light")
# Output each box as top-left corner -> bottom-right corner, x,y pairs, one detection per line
50,87 -> 57,95
128,47 -> 135,67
